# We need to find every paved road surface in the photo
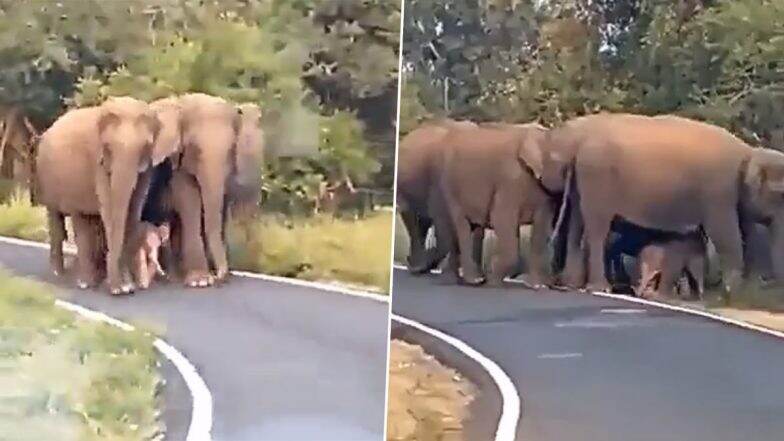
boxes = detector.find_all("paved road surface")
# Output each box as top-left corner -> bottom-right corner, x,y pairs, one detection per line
0,241 -> 389,441
392,269 -> 784,441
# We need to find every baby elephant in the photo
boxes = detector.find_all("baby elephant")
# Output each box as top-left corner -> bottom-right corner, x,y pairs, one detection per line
133,222 -> 171,290
636,231 -> 706,301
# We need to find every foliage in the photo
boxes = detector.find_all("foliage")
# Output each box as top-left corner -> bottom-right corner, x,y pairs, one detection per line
0,270 -> 161,440
403,0 -> 784,151
0,188 -> 47,242
0,0 -> 399,201
227,211 -> 393,292
398,73 -> 433,136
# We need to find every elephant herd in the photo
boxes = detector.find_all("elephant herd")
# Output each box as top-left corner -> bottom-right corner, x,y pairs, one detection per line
399,113 -> 784,300
35,93 -> 263,295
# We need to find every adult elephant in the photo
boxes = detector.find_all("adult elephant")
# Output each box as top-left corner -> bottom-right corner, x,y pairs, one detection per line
542,113 -> 784,295
397,119 -> 481,276
36,97 -> 162,294
439,122 -> 556,286
146,94 -> 262,287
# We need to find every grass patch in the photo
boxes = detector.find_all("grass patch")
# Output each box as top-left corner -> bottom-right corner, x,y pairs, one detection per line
228,211 -> 393,292
0,269 -> 163,441
386,340 -> 475,441
0,188 -> 47,242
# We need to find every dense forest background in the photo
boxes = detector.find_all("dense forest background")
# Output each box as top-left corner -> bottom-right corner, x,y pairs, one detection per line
0,0 -> 400,213
401,0 -> 784,152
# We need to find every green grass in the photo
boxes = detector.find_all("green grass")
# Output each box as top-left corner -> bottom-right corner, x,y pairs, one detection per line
0,188 -> 47,242
0,269 -> 163,441
228,211 -> 394,293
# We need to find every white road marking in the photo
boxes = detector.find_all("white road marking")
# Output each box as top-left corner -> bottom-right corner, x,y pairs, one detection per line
537,352 -> 583,359
601,308 -> 647,314
0,234 -> 213,440
392,314 -> 520,441
0,235 -> 392,441
55,300 -> 213,441
231,270 -> 389,303
399,260 -> 784,340
590,290 -> 784,339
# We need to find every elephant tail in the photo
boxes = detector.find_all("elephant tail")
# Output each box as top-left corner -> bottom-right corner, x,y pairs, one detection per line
549,164 -> 575,272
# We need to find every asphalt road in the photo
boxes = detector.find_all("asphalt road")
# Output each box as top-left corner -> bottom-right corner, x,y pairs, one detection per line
0,241 -> 389,441
392,268 -> 784,441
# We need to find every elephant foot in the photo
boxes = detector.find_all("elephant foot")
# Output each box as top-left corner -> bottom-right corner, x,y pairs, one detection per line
586,282 -> 611,294
408,259 -> 439,275
184,271 -> 215,288
215,268 -> 230,283
641,291 -> 671,303
109,283 -> 135,296
460,274 -> 486,286
76,273 -> 101,290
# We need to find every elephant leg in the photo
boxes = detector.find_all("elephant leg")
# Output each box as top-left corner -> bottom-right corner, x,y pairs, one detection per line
686,256 -> 706,300
400,208 -> 421,269
432,211 -> 460,284
71,214 -> 102,289
89,215 -> 107,281
47,209 -> 65,276
471,227 -> 485,271
171,172 -> 213,288
703,207 -> 744,301
529,206 -> 554,288
488,207 -> 519,287
562,198 -> 586,289
444,198 -> 484,285
401,208 -> 428,273
655,258 -> 681,300
583,209 -> 612,293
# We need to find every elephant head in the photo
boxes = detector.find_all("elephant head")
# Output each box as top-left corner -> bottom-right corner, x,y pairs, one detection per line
95,96 -> 160,293
742,147 -> 784,281
178,93 -> 241,279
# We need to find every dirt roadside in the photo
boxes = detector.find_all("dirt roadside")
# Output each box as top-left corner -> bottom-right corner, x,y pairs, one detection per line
386,340 -> 476,441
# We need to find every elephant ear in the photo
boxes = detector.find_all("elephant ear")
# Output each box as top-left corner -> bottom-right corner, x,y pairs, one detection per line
517,124 -> 548,180
149,99 -> 181,167
746,148 -> 784,196
97,110 -> 121,171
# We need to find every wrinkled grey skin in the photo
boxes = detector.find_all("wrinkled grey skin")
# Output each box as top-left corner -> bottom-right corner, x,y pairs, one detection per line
438,122 -> 556,286
541,113 -> 784,299
636,231 -> 707,300
37,97 -> 161,295
145,94 -> 263,288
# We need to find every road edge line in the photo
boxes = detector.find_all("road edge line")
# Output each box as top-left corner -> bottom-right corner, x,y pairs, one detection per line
0,235 -> 389,303
231,270 -> 389,303
392,263 -> 784,339
54,299 -> 213,441
588,290 -> 784,338
391,313 -> 520,441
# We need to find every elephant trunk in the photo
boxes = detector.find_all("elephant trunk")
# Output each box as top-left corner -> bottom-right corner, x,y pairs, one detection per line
198,162 -> 229,280
106,161 -> 140,292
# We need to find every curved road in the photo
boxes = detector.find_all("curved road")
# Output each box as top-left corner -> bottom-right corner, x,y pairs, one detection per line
0,241 -> 389,441
392,268 -> 784,441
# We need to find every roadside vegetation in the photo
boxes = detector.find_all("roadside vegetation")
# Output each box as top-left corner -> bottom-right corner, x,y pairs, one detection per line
0,270 -> 162,441
386,340 -> 475,441
228,211 -> 393,293
0,187 -> 47,242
